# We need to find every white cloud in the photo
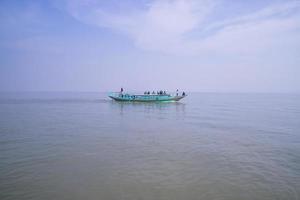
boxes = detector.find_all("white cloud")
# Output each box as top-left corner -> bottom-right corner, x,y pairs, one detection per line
63,0 -> 300,56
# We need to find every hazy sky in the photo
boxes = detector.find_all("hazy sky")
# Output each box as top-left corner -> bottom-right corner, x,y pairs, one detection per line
0,0 -> 300,92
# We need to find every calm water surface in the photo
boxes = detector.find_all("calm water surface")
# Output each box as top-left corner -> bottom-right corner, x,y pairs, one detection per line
0,92 -> 300,200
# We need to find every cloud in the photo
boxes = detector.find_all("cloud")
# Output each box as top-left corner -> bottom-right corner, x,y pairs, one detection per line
49,0 -> 300,56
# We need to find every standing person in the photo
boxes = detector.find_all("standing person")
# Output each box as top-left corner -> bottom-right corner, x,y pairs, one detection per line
121,87 -> 123,93
176,89 -> 178,96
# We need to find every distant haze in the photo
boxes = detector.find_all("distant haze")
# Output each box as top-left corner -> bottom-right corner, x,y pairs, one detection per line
0,0 -> 300,93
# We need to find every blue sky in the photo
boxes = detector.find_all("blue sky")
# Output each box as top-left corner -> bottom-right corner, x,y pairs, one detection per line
0,0 -> 300,92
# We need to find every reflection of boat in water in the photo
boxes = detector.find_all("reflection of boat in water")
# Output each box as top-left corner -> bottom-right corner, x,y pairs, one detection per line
108,92 -> 187,102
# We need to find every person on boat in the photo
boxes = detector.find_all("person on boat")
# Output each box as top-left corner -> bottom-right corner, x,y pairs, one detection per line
121,87 -> 123,93
182,91 -> 186,96
176,89 -> 178,96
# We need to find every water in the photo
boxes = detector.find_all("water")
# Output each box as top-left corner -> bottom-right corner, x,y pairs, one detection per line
0,92 -> 300,200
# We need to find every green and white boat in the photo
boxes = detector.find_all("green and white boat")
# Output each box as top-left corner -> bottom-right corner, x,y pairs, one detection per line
108,92 -> 186,102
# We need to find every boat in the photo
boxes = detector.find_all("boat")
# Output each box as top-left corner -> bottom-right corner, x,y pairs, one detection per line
108,92 -> 186,102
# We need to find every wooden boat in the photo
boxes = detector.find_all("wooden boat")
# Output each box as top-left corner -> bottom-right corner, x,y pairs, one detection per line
108,92 -> 186,102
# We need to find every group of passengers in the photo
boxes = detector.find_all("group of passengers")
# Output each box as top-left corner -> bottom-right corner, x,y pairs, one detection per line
120,88 -> 186,96
144,90 -> 168,95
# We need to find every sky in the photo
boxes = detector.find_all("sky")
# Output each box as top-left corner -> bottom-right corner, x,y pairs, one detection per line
0,0 -> 300,93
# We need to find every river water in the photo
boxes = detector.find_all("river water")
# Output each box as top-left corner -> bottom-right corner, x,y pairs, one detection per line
0,92 -> 300,200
